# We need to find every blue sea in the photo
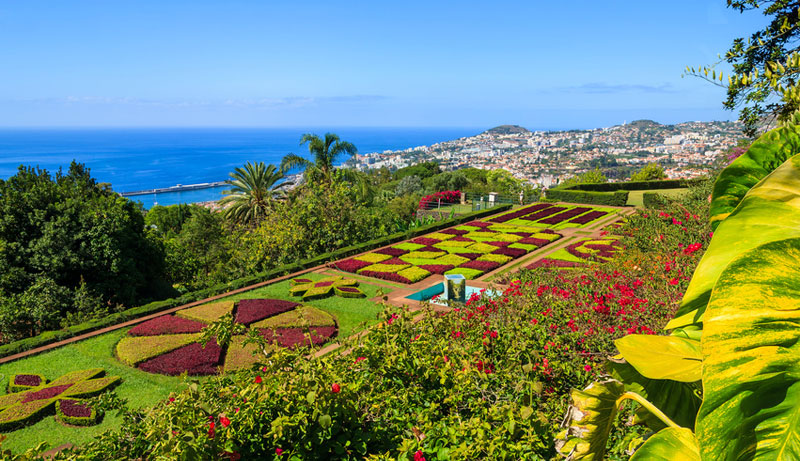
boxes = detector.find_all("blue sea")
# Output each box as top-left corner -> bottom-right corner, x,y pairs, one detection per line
0,127 -> 480,208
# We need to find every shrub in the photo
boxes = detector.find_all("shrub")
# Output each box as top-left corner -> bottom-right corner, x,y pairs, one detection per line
373,247 -> 408,257
477,254 -> 513,264
404,251 -> 447,260
460,260 -> 501,272
492,247 -> 527,258
435,254 -> 470,266
545,189 -> 629,206
568,210 -> 608,225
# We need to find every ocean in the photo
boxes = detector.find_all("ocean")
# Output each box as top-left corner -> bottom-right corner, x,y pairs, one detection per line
0,127 -> 480,208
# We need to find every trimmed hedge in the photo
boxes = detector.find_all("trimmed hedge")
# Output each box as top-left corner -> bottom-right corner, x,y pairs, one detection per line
0,205 -> 511,360
56,399 -> 99,426
562,178 -> 702,192
545,189 -> 629,206
642,192 -> 670,209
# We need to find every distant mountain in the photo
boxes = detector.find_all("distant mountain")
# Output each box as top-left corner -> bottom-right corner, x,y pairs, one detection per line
627,119 -> 661,128
482,125 -> 531,135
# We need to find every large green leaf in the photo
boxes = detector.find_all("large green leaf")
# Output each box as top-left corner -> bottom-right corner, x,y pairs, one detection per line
630,427 -> 700,461
667,153 -> 800,332
555,380 -> 625,460
606,359 -> 701,431
696,237 -> 800,459
615,335 -> 701,382
709,125 -> 800,230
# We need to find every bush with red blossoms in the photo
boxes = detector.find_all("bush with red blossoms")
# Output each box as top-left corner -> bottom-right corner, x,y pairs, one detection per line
418,190 -> 461,210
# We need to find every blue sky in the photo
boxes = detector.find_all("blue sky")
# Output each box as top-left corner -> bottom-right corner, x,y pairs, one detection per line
0,1 -> 770,129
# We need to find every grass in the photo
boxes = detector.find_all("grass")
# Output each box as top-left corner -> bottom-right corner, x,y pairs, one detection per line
626,188 -> 689,207
213,272 -> 391,337
0,329 -> 187,453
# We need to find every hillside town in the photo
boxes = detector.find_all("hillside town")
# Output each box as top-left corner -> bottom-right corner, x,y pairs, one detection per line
351,120 -> 745,187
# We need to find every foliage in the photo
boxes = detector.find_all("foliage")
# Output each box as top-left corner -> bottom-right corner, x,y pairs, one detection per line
0,162 -> 168,340
280,133 -> 358,184
394,174 -> 423,197
418,190 -> 461,209
219,162 -> 292,227
557,168 -> 608,188
629,163 -> 666,181
392,161 -> 441,181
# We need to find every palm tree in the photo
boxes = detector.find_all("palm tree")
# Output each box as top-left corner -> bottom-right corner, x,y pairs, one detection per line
219,162 -> 292,226
279,133 -> 358,184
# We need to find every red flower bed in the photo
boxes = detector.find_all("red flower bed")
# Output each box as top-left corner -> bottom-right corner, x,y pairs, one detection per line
491,247 -> 527,258
374,247 -> 408,257
455,252 -> 482,260
464,221 -> 493,228
418,264 -> 455,274
411,237 -> 441,246
460,260 -> 501,271
235,299 -> 300,325
518,237 -> 552,247
257,326 -> 338,349
357,270 -> 413,284
568,210 -> 608,224
540,229 -> 559,234
525,258 -> 584,269
59,399 -> 92,418
291,278 -> 314,284
415,245 -> 443,253
335,258 -> 373,273
337,287 -> 361,293
450,236 -> 473,242
510,232 -> 533,238
138,340 -> 223,376
22,384 -> 72,403
315,281 -> 334,287
485,241 -> 511,247
521,206 -> 566,221
128,315 -> 206,337
380,257 -> 409,266
438,228 -> 468,236
418,190 -> 461,210
489,203 -> 551,223
538,207 -> 592,225
14,374 -> 43,387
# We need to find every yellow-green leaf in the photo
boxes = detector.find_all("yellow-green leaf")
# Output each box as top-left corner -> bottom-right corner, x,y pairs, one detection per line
697,237 -> 800,459
555,380 -> 625,460
630,427 -> 700,461
615,335 -> 701,382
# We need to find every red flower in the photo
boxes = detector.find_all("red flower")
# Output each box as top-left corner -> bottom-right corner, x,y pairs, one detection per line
331,383 -> 341,394
354,356 -> 366,364
208,422 -> 215,438
669,278 -> 679,285
414,450 -> 426,461
276,448 -> 284,456
254,376 -> 262,384
220,416 -> 231,428
584,364 -> 592,372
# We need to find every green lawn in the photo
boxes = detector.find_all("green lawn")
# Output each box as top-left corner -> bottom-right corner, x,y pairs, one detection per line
0,328 -> 186,453
0,272 -> 391,453
626,188 -> 689,207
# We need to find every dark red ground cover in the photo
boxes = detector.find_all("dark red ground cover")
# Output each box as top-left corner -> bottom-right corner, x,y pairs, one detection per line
357,270 -> 413,284
465,221 -> 493,228
415,245 -> 445,253
22,384 -> 72,403
510,232 -> 533,238
485,241 -> 511,247
568,210 -> 608,224
375,247 -> 408,256
460,260 -> 501,271
438,228 -> 469,235
137,340 -> 223,376
540,229 -> 559,234
418,264 -> 455,274
450,236 -> 474,242
235,299 -> 300,325
518,237 -> 552,247
526,258 -> 584,269
128,315 -> 206,337
292,278 -> 314,284
59,399 -> 92,418
315,281 -> 334,287
257,326 -> 338,349
338,287 -> 360,293
380,257 -> 410,266
489,203 -> 551,223
491,247 -> 527,258
538,207 -> 592,225
411,237 -> 441,246
14,375 -> 43,387
455,252 -> 482,260
521,206 -> 566,221
335,258 -> 373,272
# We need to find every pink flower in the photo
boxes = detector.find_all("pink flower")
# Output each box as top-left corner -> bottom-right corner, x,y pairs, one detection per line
414,450 -> 426,461
276,448 -> 284,456
584,364 -> 592,372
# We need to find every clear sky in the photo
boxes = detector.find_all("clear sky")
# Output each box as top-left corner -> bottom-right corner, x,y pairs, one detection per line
0,1 -> 771,129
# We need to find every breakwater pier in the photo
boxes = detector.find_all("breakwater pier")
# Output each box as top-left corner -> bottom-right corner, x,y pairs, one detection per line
120,181 -> 227,197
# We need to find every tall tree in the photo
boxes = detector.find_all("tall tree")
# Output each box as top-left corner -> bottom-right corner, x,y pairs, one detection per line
280,133 -> 358,183
220,162 -> 292,226
688,1 -> 800,135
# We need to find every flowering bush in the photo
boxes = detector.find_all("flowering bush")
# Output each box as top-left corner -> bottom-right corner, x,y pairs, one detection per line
418,190 -> 461,210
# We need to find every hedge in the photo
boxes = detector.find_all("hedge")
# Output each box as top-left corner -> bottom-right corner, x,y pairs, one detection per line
0,204 -> 512,360
561,178 -> 703,192
545,189 -> 629,206
642,192 -> 670,209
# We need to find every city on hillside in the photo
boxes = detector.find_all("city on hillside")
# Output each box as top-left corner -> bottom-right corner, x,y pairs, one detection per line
351,120 -> 744,187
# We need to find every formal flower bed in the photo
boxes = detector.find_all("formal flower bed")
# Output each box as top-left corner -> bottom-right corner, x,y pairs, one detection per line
489,203 -> 615,229
537,206 -> 592,225
289,276 -> 363,300
8,374 -> 46,393
489,203 -> 552,223
56,399 -> 98,426
114,299 -> 339,376
335,219 -> 564,283
0,369 -> 119,432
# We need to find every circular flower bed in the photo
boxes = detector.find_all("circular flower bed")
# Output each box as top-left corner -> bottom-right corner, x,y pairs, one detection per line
115,299 -> 338,376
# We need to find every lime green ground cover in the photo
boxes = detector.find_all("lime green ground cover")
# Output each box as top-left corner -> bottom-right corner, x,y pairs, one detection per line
626,188 -> 689,207
0,328 -> 186,453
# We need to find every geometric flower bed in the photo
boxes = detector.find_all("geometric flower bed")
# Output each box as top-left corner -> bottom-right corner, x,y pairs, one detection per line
490,202 -> 613,229
0,368 -> 120,431
334,221 -> 563,284
289,276 -> 365,300
115,299 -> 338,376
526,237 -> 623,270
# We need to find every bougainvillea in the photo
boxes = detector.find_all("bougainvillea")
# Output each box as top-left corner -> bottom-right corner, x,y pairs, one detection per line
0,369 -> 119,431
418,190 -> 461,210
289,276 -> 359,300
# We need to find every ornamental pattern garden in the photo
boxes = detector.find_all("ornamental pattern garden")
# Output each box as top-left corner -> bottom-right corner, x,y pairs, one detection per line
114,298 -> 338,376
